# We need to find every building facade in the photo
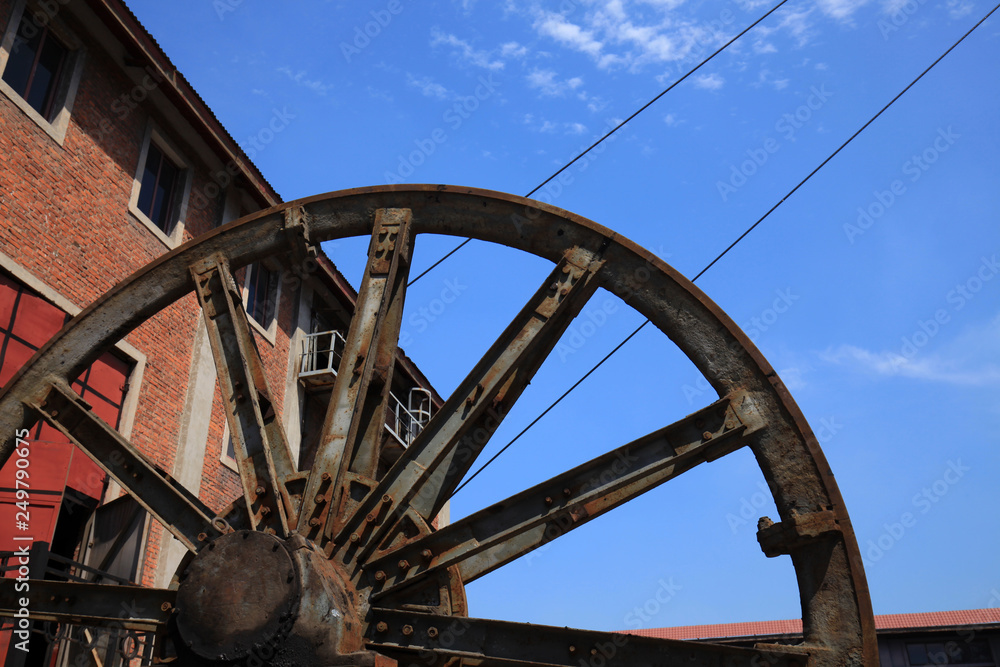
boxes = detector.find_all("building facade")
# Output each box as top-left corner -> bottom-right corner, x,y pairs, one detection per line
628,609 -> 1000,667
0,1 -> 439,664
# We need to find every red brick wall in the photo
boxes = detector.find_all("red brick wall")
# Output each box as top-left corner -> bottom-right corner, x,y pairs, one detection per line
0,0 -> 301,585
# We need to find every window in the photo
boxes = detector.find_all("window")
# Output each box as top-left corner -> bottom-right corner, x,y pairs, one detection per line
1,14 -> 68,120
136,142 -> 181,234
128,124 -> 193,247
906,640 -> 994,666
0,1 -> 84,144
245,262 -> 278,329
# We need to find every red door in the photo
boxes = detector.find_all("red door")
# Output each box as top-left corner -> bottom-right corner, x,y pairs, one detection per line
0,273 -> 132,663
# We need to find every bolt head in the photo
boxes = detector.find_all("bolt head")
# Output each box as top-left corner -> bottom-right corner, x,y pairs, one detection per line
197,532 -> 208,542
321,472 -> 331,481
309,517 -> 322,527
376,621 -> 388,633
374,570 -> 386,582
255,485 -> 266,495
544,496 -> 554,506
427,627 -> 440,639
421,549 -> 433,560
702,430 -> 713,441
398,559 -> 410,571
350,533 -> 360,543
402,625 -> 414,637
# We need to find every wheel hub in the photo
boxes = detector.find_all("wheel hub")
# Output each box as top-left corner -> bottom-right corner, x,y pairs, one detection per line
174,530 -> 368,665
176,531 -> 300,661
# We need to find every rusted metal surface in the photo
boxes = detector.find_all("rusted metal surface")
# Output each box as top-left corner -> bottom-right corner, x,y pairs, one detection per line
192,255 -> 296,535
0,185 -> 877,666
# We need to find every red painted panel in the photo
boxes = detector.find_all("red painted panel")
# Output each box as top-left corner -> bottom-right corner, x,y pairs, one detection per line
10,290 -> 65,345
66,450 -> 106,500
0,441 -> 72,496
0,339 -> 33,386
0,274 -> 17,327
87,354 -> 130,403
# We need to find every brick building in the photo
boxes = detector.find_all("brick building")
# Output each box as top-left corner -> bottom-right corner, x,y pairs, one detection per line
627,609 -> 1000,667
0,1 -> 439,664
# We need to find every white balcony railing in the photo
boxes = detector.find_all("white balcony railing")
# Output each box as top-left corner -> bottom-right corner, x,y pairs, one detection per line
299,330 -> 432,447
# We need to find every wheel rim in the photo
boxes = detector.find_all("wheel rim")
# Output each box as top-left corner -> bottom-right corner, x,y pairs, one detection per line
0,184 -> 876,666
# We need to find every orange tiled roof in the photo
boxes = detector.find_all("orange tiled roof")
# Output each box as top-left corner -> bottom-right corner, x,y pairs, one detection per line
626,609 -> 1000,641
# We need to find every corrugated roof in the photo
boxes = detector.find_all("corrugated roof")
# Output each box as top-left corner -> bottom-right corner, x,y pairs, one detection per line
625,609 -> 1000,641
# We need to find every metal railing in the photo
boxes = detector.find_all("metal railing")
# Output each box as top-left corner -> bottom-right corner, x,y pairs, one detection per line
299,329 -> 347,377
299,330 -> 433,447
0,545 -> 156,667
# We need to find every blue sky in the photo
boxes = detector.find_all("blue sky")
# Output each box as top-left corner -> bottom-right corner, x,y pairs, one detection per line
127,0 -> 998,633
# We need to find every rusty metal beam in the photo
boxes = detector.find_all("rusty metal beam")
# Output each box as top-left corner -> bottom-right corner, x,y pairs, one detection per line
29,381 -> 221,552
336,248 -> 605,562
191,255 -> 294,536
0,579 -> 175,631
367,609 -> 813,667
297,209 -> 414,542
365,395 -> 758,597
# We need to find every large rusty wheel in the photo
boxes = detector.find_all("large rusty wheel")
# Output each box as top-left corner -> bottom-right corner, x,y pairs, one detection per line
0,185 -> 876,666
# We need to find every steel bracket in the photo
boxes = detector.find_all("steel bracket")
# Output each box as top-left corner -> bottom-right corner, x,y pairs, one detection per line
756,509 -> 841,558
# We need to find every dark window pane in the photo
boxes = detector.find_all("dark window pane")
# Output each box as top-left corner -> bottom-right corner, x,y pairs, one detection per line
151,158 -> 179,230
909,644 -> 929,666
137,143 -> 181,233
33,30 -> 68,118
1,17 -> 68,120
2,33 -> 37,94
967,641 -> 993,664
246,263 -> 276,327
927,644 -> 948,665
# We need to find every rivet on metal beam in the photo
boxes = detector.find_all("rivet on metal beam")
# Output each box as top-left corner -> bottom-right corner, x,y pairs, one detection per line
398,559 -> 410,572
427,627 -> 439,639
702,431 -> 713,441
375,622 -> 388,633
402,625 -> 414,637
421,549 -> 433,560
374,570 -> 386,582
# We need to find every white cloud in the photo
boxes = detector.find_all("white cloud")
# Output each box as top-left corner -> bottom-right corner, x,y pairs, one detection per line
946,0 -> 974,18
534,12 -> 605,58
822,314 -> 1000,386
753,40 -> 778,54
431,30 -> 505,70
694,73 -> 724,90
276,66 -> 334,95
815,0 -> 871,20
663,113 -> 677,126
500,41 -> 529,58
406,74 -> 452,100
526,68 -> 584,96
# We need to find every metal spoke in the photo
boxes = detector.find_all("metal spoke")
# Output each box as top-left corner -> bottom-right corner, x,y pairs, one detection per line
0,579 -> 175,631
367,608 -> 811,666
365,395 -> 760,596
191,254 -> 295,536
335,247 -> 606,559
29,381 -> 222,552
297,208 -> 415,541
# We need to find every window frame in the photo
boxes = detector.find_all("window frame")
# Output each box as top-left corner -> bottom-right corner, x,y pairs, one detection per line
242,260 -> 281,343
0,0 -> 85,145
128,123 -> 193,248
